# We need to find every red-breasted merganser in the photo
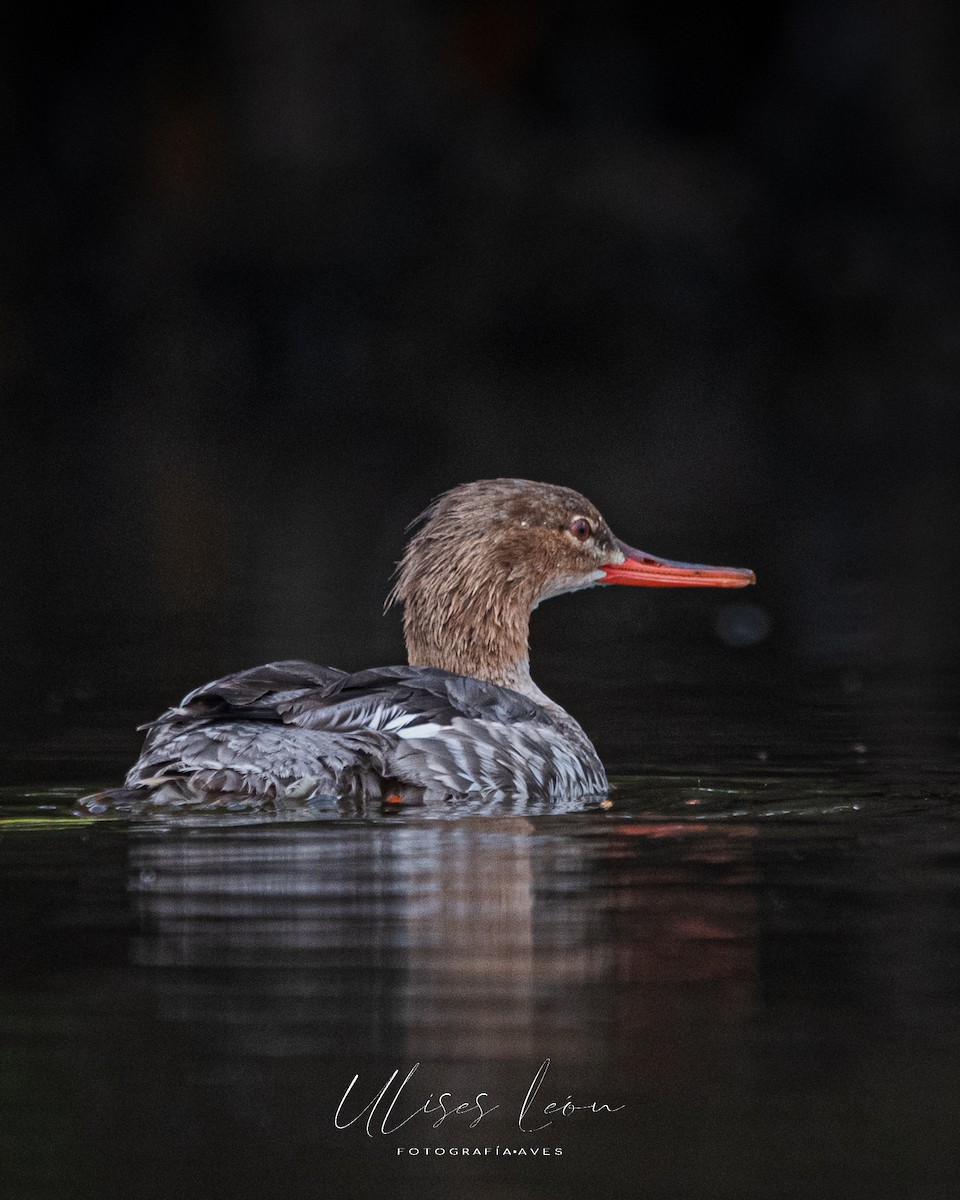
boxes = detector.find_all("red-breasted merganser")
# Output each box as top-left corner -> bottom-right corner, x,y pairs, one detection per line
87,479 -> 754,811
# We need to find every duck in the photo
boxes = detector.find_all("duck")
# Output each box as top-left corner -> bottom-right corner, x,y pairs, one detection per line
84,479 -> 754,812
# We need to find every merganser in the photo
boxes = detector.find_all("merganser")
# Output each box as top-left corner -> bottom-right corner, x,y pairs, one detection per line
86,479 -> 754,811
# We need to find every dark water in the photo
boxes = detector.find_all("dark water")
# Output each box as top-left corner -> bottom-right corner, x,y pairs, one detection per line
2,668 -> 960,1200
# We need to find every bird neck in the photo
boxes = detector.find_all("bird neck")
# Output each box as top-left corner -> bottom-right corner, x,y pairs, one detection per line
402,581 -> 546,701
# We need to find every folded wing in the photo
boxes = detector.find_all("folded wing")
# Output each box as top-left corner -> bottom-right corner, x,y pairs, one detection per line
105,661 -> 602,810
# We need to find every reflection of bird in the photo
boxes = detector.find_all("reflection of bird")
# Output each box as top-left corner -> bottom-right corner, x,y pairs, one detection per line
86,479 -> 754,811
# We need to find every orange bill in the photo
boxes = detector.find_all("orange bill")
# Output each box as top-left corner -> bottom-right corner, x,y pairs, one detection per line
601,539 -> 756,588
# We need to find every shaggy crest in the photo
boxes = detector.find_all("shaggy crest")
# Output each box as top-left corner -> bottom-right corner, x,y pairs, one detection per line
388,478 -> 619,695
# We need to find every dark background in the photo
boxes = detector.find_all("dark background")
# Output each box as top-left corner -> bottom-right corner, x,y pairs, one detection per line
4,13 -> 960,1200
3,0 -> 959,755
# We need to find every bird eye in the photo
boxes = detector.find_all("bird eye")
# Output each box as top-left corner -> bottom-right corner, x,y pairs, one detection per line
569,517 -> 592,542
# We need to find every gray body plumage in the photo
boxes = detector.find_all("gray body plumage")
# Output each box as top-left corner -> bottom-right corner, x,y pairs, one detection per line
119,660 -> 607,810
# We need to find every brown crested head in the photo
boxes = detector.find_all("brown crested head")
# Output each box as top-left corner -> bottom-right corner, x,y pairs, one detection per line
388,478 -> 755,692
389,479 -> 619,686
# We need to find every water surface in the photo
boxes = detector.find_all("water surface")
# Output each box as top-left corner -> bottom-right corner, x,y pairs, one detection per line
2,669 -> 959,1200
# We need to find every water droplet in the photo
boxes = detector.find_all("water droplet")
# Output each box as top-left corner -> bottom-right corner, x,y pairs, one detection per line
714,603 -> 772,648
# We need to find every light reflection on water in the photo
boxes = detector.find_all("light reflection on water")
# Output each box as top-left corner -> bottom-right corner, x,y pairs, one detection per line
2,678 -> 960,1200
120,810 -> 759,1069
